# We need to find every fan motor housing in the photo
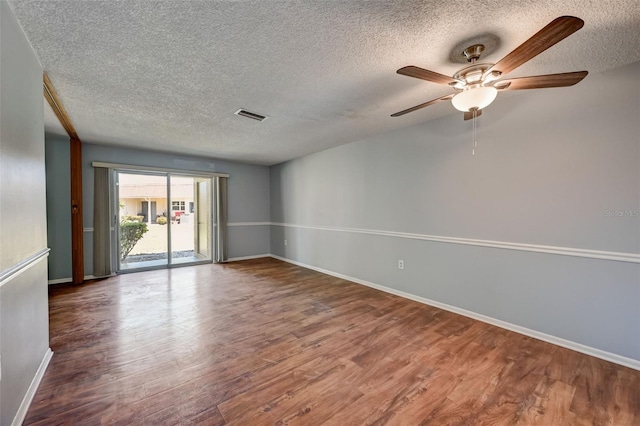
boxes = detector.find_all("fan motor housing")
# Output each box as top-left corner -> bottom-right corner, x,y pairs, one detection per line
453,63 -> 493,85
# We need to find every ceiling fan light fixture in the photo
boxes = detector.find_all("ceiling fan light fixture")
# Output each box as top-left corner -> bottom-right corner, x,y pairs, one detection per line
451,86 -> 498,112
391,17 -> 586,118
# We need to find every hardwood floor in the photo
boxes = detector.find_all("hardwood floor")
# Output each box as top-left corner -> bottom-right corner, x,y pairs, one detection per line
26,258 -> 639,425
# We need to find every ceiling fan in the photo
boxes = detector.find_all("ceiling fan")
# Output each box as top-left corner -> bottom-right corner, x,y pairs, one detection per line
391,16 -> 588,120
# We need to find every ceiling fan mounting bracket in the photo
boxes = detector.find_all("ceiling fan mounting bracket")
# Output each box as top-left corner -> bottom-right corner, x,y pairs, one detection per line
463,44 -> 485,63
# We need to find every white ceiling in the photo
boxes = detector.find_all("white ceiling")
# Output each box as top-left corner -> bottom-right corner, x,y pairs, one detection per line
9,0 -> 640,165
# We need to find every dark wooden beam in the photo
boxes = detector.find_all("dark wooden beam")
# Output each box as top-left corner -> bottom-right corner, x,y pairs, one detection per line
69,137 -> 84,284
43,73 -> 78,140
43,73 -> 84,284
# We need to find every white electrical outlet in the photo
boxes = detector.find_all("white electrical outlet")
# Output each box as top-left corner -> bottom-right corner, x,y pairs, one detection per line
398,260 -> 404,270
284,239 -> 287,246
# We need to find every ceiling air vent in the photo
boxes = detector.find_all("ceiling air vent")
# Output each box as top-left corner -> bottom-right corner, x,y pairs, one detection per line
234,109 -> 268,122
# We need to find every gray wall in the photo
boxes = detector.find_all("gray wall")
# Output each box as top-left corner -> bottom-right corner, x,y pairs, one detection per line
0,2 -> 50,424
45,141 -> 271,279
270,62 -> 640,361
45,134 -> 72,280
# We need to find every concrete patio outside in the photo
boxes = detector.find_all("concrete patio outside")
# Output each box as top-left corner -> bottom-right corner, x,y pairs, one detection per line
128,222 -> 195,256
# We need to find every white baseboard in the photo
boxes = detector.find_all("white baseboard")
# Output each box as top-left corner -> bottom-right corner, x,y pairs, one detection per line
48,277 -> 71,285
48,274 -> 108,285
12,348 -> 53,426
227,254 -> 271,262
270,254 -> 640,371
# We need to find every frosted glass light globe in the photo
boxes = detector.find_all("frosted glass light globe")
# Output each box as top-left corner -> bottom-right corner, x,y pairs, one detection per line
451,86 -> 498,112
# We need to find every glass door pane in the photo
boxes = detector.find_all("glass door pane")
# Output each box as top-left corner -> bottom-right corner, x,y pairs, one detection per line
196,178 -> 211,258
169,175 -> 212,265
117,172 -> 169,270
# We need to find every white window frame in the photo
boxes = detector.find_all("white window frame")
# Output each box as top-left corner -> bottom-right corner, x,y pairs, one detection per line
171,201 -> 185,211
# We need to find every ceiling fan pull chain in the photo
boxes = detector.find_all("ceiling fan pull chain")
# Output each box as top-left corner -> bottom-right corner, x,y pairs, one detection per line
472,108 -> 477,156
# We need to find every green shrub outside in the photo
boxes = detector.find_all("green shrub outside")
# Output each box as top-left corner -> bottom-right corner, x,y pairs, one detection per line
122,215 -> 144,223
120,217 -> 148,261
157,216 -> 167,225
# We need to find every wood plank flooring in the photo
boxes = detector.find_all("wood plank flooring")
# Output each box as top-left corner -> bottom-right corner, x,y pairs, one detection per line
25,258 -> 640,425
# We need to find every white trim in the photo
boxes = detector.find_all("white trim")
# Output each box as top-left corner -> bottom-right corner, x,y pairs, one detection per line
227,254 -> 271,262
271,223 -> 640,264
48,274 -> 111,285
48,277 -> 71,285
270,254 -> 640,371
12,348 -> 53,426
92,161 -> 229,178
87,274 -> 115,280
0,248 -> 50,288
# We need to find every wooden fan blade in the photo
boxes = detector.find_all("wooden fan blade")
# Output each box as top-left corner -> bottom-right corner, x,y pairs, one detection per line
490,16 -> 584,75
495,71 -> 588,90
391,94 -> 454,117
397,66 -> 457,85
463,109 -> 483,120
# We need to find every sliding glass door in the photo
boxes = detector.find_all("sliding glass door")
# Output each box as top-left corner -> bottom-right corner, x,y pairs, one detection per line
169,176 -> 212,265
195,178 -> 212,259
116,170 -> 212,272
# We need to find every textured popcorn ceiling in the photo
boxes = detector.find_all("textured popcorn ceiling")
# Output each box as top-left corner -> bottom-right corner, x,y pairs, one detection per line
9,1 -> 640,165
